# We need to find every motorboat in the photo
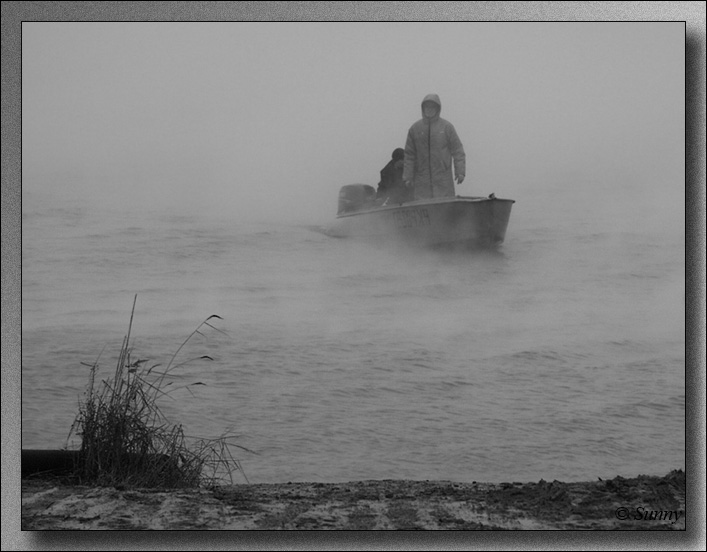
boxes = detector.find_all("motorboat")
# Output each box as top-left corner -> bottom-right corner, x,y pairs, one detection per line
325,184 -> 515,249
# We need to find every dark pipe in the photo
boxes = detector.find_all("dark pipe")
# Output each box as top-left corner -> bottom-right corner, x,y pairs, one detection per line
22,449 -> 178,479
22,449 -> 79,478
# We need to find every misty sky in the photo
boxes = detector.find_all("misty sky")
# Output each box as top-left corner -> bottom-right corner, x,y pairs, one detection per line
22,22 -> 684,225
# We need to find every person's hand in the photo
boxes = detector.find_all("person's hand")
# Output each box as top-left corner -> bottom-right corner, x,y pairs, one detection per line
404,180 -> 412,188
456,175 -> 465,185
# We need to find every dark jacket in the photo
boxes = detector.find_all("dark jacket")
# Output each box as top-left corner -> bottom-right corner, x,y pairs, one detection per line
377,148 -> 408,203
402,94 -> 466,199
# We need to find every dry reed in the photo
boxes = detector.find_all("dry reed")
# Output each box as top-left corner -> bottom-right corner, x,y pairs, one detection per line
67,295 -> 251,488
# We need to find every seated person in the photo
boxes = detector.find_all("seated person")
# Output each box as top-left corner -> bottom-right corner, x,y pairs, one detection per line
376,148 -> 411,204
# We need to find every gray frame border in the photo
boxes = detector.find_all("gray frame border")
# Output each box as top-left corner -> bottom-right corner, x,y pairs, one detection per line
3,2 -> 704,550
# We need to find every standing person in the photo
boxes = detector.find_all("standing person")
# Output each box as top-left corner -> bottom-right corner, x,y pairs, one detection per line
402,94 -> 466,199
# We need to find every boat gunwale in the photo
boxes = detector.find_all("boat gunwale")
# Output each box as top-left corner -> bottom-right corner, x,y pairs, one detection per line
335,195 -> 515,219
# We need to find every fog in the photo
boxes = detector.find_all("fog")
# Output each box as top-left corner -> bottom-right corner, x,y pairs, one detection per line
22,22 -> 684,229
17,19 -> 690,491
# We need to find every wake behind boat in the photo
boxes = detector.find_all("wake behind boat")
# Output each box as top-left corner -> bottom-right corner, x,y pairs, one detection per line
325,184 -> 515,249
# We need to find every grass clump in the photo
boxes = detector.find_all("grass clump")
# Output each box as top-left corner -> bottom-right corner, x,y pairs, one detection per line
67,295 -> 250,489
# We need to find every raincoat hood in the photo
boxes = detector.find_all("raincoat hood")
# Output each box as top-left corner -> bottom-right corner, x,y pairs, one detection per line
421,94 -> 442,119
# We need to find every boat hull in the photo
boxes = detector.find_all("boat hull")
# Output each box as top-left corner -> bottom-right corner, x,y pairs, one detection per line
326,196 -> 514,249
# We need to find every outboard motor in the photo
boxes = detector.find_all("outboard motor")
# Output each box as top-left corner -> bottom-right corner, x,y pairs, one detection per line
337,184 -> 376,214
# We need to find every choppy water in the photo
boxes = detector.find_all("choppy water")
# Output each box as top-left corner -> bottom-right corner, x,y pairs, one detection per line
21,181 -> 685,484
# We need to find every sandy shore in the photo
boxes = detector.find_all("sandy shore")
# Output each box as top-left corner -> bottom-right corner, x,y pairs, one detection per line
21,470 -> 685,530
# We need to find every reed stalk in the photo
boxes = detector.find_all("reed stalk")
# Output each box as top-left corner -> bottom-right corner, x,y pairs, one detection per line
67,295 -> 251,488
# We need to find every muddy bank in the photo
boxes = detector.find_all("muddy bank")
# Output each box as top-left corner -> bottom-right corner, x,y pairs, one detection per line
21,470 -> 685,530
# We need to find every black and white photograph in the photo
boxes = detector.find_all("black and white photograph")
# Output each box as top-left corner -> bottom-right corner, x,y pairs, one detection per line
5,1 -> 703,545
